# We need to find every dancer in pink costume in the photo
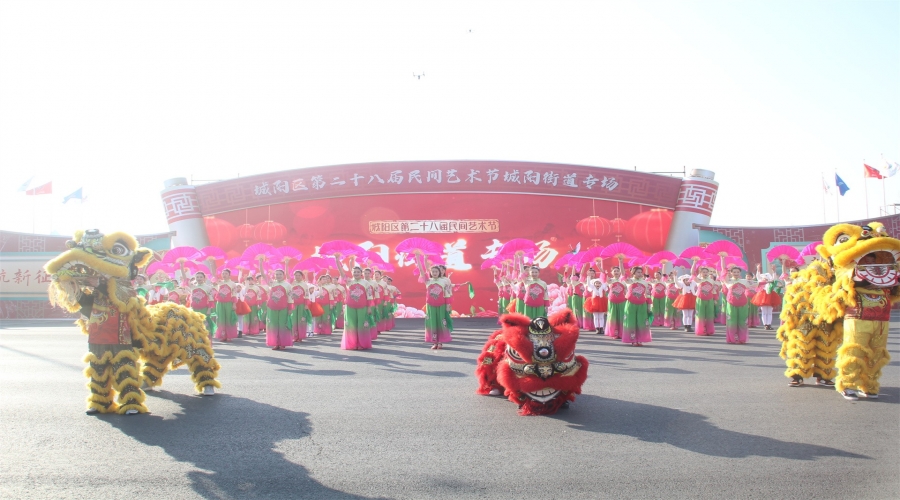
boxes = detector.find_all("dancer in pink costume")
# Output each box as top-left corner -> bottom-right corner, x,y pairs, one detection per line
374,270 -> 391,332
664,272 -> 682,329
673,274 -> 697,333
650,271 -> 667,327
214,269 -> 239,342
622,267 -> 653,346
241,276 -> 262,335
721,264 -> 751,344
384,277 -> 400,330
713,275 -> 726,325
745,272 -> 762,327
692,265 -> 718,336
424,265 -> 452,349
605,266 -> 627,339
289,270 -> 312,342
312,275 -> 334,335
586,275 -> 608,334
339,266 -> 374,350
581,267 -> 596,331
265,269 -> 293,350
362,268 -> 380,341
332,280 -> 346,331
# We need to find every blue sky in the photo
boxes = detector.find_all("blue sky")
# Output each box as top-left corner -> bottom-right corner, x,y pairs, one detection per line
1,0 -> 897,236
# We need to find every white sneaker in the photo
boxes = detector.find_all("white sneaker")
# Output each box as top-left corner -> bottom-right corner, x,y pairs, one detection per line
488,388 -> 502,396
203,386 -> 216,396
85,408 -> 100,415
858,391 -> 878,399
125,409 -> 139,415
841,390 -> 858,401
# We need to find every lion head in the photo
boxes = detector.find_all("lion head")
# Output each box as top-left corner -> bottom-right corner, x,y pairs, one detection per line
817,222 -> 900,289
44,230 -> 152,311
480,310 -> 589,415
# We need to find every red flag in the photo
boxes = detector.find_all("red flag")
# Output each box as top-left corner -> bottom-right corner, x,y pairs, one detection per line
863,164 -> 884,179
25,181 -> 52,195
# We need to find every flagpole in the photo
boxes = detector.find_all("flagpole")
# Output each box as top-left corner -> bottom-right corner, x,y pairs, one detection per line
32,195 -> 36,234
822,177 -> 826,223
883,178 -> 887,217
864,164 -> 870,218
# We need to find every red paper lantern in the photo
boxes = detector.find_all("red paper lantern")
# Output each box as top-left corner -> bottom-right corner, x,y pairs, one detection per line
575,216 -> 612,239
625,209 -> 673,252
237,223 -> 255,242
204,217 -> 236,249
253,220 -> 287,244
610,218 -> 627,237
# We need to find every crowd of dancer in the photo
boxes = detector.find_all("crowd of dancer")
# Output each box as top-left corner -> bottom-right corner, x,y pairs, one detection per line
494,257 -> 789,347
132,263 -> 406,352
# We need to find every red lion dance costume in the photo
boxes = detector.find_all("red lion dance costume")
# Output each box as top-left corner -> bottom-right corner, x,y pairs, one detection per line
475,310 -> 588,415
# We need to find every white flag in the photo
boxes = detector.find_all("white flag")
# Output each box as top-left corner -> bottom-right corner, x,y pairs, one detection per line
879,157 -> 899,178
821,174 -> 832,194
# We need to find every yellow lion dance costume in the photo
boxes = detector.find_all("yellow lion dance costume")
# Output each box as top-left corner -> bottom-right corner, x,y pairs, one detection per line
45,229 -> 221,414
778,222 -> 899,400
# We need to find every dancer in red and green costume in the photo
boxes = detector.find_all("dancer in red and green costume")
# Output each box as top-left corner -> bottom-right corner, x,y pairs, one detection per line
214,269 -> 239,342
581,267 -> 597,331
289,270 -> 312,342
751,264 -> 781,330
745,272 -> 761,327
663,272 -> 682,330
693,265 -> 718,336
424,265 -> 452,349
190,270 -> 217,338
242,276 -> 262,335
514,272 -> 527,315
256,273 -> 269,332
340,266 -> 374,350
569,272 -> 585,328
522,265 -> 550,319
265,268 -> 293,350
313,274 -> 334,335
713,273 -> 726,324
494,269 -> 510,315
673,274 -> 697,332
374,270 -> 391,332
361,268 -> 380,340
622,266 -> 653,346
332,278 -> 346,330
721,263 -> 751,344
134,274 -> 150,300
384,277 -> 400,330
605,266 -> 627,339
650,271 -> 667,327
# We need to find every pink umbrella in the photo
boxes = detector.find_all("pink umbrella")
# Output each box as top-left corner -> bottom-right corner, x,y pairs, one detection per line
672,258 -> 691,269
200,246 -> 226,277
498,238 -> 538,280
723,257 -> 748,270
798,241 -> 822,258
395,237 -> 442,256
704,240 -> 742,258
481,257 -> 500,270
680,246 -> 711,262
553,254 -> 573,270
766,245 -> 801,262
319,240 -> 367,259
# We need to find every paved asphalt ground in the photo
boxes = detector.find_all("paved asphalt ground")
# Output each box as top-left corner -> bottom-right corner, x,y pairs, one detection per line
1,314 -> 898,500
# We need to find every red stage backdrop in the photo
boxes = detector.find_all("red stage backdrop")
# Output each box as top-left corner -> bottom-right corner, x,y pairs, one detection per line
168,161 -> 688,314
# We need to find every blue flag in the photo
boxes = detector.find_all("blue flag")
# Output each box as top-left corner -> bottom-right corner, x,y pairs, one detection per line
834,174 -> 849,196
62,187 -> 83,203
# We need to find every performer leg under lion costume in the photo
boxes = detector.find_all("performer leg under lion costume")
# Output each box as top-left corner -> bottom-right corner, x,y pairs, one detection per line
45,230 -> 222,414
777,222 -> 899,400
475,310 -> 588,416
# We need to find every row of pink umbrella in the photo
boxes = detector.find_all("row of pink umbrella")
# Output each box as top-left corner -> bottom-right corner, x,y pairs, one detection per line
146,241 -> 398,282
